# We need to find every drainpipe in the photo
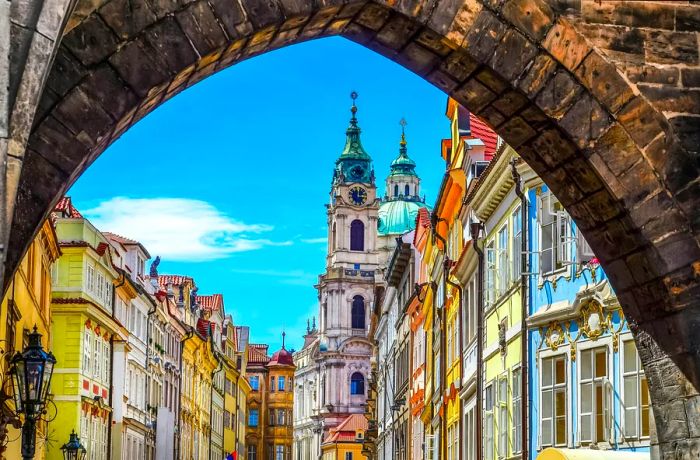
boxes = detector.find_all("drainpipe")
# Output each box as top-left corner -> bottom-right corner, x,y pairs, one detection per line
177,326 -> 195,460
431,212 -> 448,460
511,160 -> 529,460
109,272 -> 126,459
470,221 -> 484,460
145,292 -> 157,450
445,262 -> 463,460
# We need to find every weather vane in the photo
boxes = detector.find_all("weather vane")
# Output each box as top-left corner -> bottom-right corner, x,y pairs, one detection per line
400,117 -> 407,146
350,91 -> 358,116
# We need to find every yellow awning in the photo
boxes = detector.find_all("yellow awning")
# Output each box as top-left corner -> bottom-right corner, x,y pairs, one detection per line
537,448 -> 649,460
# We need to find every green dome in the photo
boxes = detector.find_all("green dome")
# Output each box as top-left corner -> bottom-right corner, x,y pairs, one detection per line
333,102 -> 373,184
388,135 -> 417,177
378,200 -> 430,235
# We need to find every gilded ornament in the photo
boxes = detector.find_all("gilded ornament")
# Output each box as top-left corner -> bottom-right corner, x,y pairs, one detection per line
579,300 -> 611,340
544,321 -> 565,351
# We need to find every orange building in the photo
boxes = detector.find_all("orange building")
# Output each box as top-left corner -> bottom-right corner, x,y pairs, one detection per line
245,335 -> 295,459
321,414 -> 369,460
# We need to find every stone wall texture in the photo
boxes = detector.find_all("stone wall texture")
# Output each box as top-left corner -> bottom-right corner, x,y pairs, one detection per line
0,0 -> 698,457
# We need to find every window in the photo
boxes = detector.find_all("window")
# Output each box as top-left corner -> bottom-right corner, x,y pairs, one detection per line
580,347 -> 611,445
577,229 -> 595,264
539,192 -> 571,274
463,402 -> 476,460
622,339 -> 650,439
405,184 -> 410,196
350,220 -> 364,251
248,409 -> 259,427
512,206 -> 522,282
84,329 -> 92,374
447,424 -> 458,460
512,369 -> 522,454
425,434 -> 438,460
247,445 -> 257,460
351,296 -> 365,329
541,355 -> 567,447
485,241 -> 496,307
350,372 -> 364,395
271,376 -> 276,392
249,376 -> 259,391
278,376 -> 285,392
497,224 -> 509,295
394,184 -> 399,196
497,376 -> 508,458
275,445 -> 286,460
345,453 -> 353,460
277,409 -> 285,426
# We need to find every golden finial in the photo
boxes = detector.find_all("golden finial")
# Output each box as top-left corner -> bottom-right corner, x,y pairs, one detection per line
399,118 -> 407,148
350,91 -> 358,116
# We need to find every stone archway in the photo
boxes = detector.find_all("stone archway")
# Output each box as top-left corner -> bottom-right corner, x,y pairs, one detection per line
2,0 -> 699,455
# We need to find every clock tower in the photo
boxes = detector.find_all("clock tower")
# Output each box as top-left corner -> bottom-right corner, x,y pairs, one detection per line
316,93 -> 379,435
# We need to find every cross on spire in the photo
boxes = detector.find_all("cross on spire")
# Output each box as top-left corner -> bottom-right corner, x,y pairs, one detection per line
282,331 -> 286,349
399,118 -> 407,147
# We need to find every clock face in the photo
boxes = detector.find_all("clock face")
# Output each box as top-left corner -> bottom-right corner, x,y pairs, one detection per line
350,165 -> 365,180
349,187 -> 367,205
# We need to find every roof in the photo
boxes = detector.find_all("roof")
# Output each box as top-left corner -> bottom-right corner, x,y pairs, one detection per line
467,112 -> 498,159
157,275 -> 193,289
248,344 -> 269,364
388,134 -> 417,177
268,347 -> 294,367
103,232 -> 151,258
54,197 -> 83,218
198,294 -> 223,312
378,200 -> 430,236
323,414 -> 368,444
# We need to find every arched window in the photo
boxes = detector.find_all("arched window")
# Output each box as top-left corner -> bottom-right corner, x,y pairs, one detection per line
351,295 -> 365,329
350,372 -> 365,395
394,184 -> 399,196
405,184 -> 410,196
350,220 -> 364,251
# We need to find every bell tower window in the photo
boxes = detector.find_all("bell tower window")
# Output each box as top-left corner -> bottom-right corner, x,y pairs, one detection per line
405,184 -> 410,196
351,296 -> 365,329
350,220 -> 364,251
394,184 -> 399,197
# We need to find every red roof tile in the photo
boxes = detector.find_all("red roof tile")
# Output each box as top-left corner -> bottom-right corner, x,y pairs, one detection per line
54,197 -> 83,218
157,275 -> 193,289
248,345 -> 269,364
323,414 -> 368,444
199,294 -> 223,312
467,112 -> 498,159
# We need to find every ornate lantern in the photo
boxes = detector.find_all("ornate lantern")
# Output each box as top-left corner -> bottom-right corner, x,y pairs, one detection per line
9,326 -> 57,459
60,430 -> 87,460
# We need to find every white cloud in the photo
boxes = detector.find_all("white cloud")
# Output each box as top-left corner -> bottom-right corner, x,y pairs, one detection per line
301,237 -> 327,244
83,197 -> 291,261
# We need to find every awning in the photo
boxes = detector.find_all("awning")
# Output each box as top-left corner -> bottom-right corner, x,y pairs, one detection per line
537,448 -> 649,460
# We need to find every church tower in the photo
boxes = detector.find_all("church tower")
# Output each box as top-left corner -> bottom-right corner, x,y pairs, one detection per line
316,92 -> 377,434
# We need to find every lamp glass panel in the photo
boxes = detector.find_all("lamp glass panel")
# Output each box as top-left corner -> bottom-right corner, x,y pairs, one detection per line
41,359 -> 54,401
26,360 -> 44,401
11,366 -> 23,412
15,361 -> 27,402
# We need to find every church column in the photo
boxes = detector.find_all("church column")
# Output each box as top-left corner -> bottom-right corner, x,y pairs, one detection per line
337,215 -> 346,250
368,216 -> 378,251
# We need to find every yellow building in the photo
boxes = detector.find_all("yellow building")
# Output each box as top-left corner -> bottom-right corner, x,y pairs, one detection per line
48,199 -> 126,460
469,145 -> 527,460
222,318 -> 251,457
0,219 -> 60,459
321,414 -> 368,460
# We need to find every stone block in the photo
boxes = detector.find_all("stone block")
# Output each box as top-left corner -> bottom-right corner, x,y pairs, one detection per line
502,0 -> 554,42
46,47 -> 88,97
616,96 -> 666,149
639,85 -> 700,115
99,0 -> 157,40
375,14 -> 420,51
140,18 -> 200,76
108,39 -> 169,97
240,0 -> 284,29
474,67 -> 509,94
464,11 -> 507,64
303,5 -> 341,32
517,54 -> 557,98
535,70 -> 581,119
669,116 -> 700,155
479,105 -> 506,128
681,68 -> 700,88
531,128 -> 575,169
497,116 -> 536,148
394,0 -> 436,26
209,0 -> 250,38
542,18 -> 591,71
491,90 -> 527,117
415,30 -> 454,58
355,3 -> 391,31
430,0 -> 481,45
562,157 -> 603,194
583,1 -> 675,30
176,1 -> 228,55
396,42 -> 440,76
62,14 -> 120,66
489,28 -> 537,83
655,233 -> 700,275
645,30 -> 698,66
36,0 -> 72,40
625,64 -> 679,86
439,51 -> 478,83
687,396 -> 700,437
586,151 -> 626,201
575,51 -> 633,114
590,123 -> 639,176
654,397 -> 691,442
29,116 -> 92,175
676,6 -> 700,32
546,166 -> 584,206
426,69 -> 459,94
583,188 -> 623,224
520,105 -> 549,131
453,78 -> 497,113
52,86 -> 114,146
560,93 -> 611,149
617,159 -> 661,211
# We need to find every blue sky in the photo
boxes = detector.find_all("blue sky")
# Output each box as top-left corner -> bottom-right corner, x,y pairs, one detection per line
69,36 -> 448,352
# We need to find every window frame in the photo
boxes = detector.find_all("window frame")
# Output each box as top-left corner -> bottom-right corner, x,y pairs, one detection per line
538,191 -> 572,277
539,351 -> 569,449
620,335 -> 651,442
577,340 -> 613,446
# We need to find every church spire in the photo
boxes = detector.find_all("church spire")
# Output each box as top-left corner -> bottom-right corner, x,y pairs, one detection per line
333,91 -> 374,185
389,118 -> 417,178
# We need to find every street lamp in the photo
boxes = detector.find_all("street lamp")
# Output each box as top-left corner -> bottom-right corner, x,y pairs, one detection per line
9,326 -> 57,459
60,430 -> 87,460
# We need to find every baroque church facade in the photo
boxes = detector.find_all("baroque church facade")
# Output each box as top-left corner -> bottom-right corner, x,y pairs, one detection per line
293,96 -> 428,459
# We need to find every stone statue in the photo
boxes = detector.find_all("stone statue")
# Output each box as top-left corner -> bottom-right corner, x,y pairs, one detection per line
149,256 -> 161,278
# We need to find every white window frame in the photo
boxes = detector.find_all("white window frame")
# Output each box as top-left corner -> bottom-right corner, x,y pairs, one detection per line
621,335 -> 651,442
485,241 -> 497,308
497,374 -> 508,458
538,192 -> 572,276
512,206 -> 522,283
577,340 -> 613,446
540,351 -> 569,448
576,229 -> 595,264
512,367 -> 522,454
497,224 -> 509,296
83,329 -> 92,376
484,381 -> 495,460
